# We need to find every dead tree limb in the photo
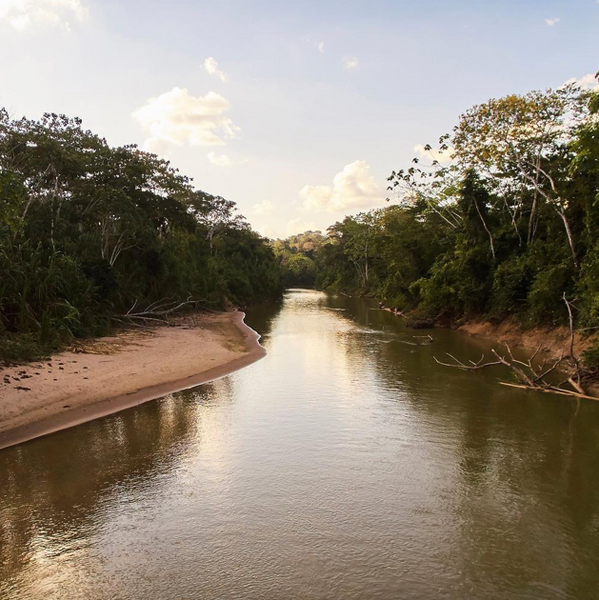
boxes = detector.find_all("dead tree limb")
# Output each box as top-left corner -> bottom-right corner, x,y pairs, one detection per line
500,382 -> 599,402
434,344 -> 597,401
115,297 -> 199,325
433,353 -> 503,370
433,292 -> 598,401
562,293 -> 586,395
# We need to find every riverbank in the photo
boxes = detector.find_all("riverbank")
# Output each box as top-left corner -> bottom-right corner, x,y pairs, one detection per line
456,319 -> 594,360
377,302 -> 599,395
0,311 -> 265,451
378,302 -> 596,359
458,319 -> 599,395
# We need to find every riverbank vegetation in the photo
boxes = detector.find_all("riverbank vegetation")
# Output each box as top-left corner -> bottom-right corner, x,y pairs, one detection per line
0,111 -> 283,362
274,77 -> 599,371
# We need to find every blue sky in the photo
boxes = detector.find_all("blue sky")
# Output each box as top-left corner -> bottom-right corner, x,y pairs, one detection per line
0,0 -> 597,236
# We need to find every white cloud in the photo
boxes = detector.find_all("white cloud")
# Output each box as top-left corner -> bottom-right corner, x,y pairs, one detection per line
207,151 -> 248,166
204,57 -> 227,83
257,225 -> 277,239
0,0 -> 87,30
563,73 -> 599,91
317,41 -> 325,53
251,200 -> 275,215
207,151 -> 233,166
343,56 -> 359,69
413,143 -> 455,165
286,217 -> 319,236
133,87 -> 239,150
300,160 -> 384,213
259,217 -> 322,239
545,17 -> 560,26
142,137 -> 171,156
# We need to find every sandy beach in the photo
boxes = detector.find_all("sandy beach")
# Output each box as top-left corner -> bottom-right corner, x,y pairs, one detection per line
0,311 -> 265,450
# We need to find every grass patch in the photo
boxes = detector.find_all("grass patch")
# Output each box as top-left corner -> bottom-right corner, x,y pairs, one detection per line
0,334 -> 52,366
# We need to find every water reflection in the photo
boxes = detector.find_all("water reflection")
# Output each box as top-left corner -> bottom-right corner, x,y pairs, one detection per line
1,290 -> 598,600
319,292 -> 599,599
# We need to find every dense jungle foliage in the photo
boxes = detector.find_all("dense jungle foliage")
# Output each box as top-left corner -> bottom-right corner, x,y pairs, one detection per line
0,111 -> 283,361
272,231 -> 325,288
274,79 -> 599,361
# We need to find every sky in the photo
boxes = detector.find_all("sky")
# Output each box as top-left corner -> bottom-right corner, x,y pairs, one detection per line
0,0 -> 597,238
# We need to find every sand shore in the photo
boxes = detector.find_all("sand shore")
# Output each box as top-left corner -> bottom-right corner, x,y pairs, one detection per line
0,311 -> 265,450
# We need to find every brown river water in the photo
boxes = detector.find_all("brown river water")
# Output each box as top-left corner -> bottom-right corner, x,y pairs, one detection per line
1,289 -> 599,600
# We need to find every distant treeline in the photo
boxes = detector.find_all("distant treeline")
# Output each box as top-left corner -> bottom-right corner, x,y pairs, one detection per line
274,78 -> 599,365
0,111 -> 283,361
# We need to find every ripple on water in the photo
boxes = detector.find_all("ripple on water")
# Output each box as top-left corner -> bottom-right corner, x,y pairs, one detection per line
1,290 -> 599,600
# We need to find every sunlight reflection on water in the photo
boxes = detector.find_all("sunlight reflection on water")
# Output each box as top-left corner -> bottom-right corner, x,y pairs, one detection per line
1,290 -> 599,600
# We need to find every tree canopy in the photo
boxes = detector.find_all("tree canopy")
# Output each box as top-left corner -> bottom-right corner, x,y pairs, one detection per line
0,110 -> 283,361
276,78 -> 599,364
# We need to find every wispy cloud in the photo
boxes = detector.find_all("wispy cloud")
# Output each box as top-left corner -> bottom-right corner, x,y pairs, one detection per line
286,217 -> 319,236
204,57 -> 227,82
207,152 -> 233,166
0,0 -> 88,30
251,200 -> 276,215
545,17 -> 560,26
563,73 -> 599,90
343,56 -> 359,70
317,41 -> 325,54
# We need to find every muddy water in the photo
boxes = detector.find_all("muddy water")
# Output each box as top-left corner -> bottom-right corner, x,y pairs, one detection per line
1,289 -> 598,599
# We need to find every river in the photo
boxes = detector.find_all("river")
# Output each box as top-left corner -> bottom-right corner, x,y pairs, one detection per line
1,289 -> 598,600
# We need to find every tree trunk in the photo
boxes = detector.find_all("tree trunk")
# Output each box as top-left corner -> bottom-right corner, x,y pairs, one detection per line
558,206 -> 578,269
527,191 -> 538,246
473,198 -> 496,262
363,242 -> 369,286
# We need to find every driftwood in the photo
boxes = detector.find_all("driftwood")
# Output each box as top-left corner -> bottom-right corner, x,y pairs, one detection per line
378,304 -> 436,328
398,335 -> 434,347
114,296 -> 199,326
499,382 -> 598,402
434,294 -> 599,401
414,335 -> 434,343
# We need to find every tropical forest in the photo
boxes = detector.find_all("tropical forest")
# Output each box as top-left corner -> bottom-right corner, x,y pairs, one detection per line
0,111 -> 283,361
275,79 -> 599,370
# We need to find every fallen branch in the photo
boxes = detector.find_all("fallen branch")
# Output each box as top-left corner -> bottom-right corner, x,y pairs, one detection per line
432,292 -> 599,401
414,335 -> 434,343
435,343 -> 573,392
115,296 -> 200,325
399,335 -> 434,347
500,382 -> 599,402
433,353 -> 503,370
